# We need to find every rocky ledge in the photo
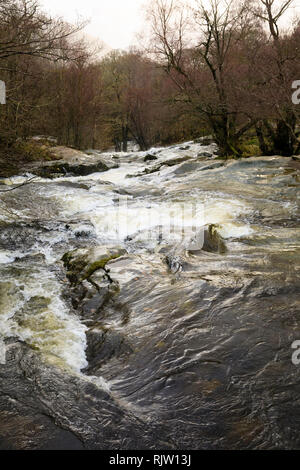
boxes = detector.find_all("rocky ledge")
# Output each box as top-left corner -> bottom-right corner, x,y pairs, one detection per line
23,146 -> 119,178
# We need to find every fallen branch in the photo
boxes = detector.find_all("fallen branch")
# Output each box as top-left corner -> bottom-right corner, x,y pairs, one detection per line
0,176 -> 38,193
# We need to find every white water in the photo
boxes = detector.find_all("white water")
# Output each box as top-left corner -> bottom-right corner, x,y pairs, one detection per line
0,267 -> 87,371
0,141 -> 257,372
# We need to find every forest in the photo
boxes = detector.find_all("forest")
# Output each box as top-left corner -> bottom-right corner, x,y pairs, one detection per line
0,0 -> 300,164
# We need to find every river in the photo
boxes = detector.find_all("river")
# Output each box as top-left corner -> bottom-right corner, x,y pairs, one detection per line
0,141 -> 299,449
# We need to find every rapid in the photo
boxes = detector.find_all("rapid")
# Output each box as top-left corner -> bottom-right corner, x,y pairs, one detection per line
0,140 -> 299,449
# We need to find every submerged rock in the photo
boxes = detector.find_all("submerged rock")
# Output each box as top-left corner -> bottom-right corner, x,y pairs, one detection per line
173,161 -> 203,175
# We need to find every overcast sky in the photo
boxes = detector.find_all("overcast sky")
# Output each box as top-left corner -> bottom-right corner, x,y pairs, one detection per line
40,0 -> 146,50
40,0 -> 300,51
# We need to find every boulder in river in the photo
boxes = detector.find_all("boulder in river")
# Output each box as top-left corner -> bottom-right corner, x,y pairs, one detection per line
202,224 -> 227,254
23,146 -> 119,178
188,224 -> 227,254
198,151 -> 214,158
144,154 -> 158,162
62,246 -> 127,284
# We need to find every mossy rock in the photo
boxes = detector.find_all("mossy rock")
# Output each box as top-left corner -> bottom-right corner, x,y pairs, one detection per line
12,140 -> 53,162
202,224 -> 227,254
62,246 -> 127,284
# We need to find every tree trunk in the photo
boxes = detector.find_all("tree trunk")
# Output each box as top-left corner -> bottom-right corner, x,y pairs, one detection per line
256,122 -> 271,155
273,110 -> 296,156
122,125 -> 128,152
210,115 -> 241,158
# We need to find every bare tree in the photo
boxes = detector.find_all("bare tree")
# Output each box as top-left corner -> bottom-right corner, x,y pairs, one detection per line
148,0 -> 260,156
251,0 -> 298,155
253,0 -> 294,41
0,0 -> 87,62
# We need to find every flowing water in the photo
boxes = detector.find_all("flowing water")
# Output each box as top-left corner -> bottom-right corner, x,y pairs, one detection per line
0,142 -> 299,449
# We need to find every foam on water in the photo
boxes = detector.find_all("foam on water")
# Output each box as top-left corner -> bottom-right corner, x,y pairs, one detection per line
97,165 -> 140,186
49,170 -> 254,246
0,267 -> 87,371
0,173 -> 37,185
218,222 -> 254,239
0,141 -> 255,375
0,251 -> 16,264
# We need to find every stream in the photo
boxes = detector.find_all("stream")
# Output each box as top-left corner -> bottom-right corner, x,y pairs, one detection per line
0,141 -> 299,449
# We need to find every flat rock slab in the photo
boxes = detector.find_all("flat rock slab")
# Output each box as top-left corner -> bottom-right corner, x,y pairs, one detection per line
23,146 -> 119,178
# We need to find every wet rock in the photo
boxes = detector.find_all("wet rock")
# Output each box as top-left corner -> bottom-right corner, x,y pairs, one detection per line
62,246 -> 127,284
165,255 -> 183,273
163,155 -> 192,167
198,151 -> 213,158
113,188 -> 131,196
30,159 -> 117,178
179,145 -> 190,150
144,154 -> 158,162
30,135 -> 58,145
15,253 -> 46,263
67,278 -> 112,318
174,162 -> 203,175
26,296 -> 51,312
127,163 -> 162,177
198,161 -> 225,171
128,156 -> 193,178
65,221 -> 96,239
55,181 -> 90,190
21,145 -> 120,178
202,224 -> 227,254
194,135 -> 214,145
84,326 -> 134,374
0,221 -> 51,251
0,339 -> 166,449
188,224 -> 227,254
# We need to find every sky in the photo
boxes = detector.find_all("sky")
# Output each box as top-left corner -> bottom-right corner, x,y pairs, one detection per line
40,0 -> 300,51
40,0 -> 146,50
